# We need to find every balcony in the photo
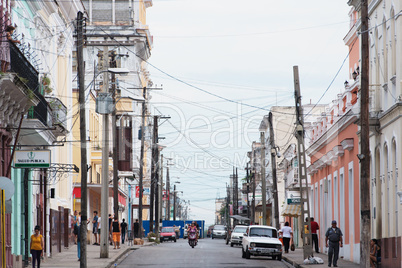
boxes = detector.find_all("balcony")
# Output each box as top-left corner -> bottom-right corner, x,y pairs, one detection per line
0,41 -> 41,127
0,74 -> 40,127
45,97 -> 68,136
7,42 -> 68,142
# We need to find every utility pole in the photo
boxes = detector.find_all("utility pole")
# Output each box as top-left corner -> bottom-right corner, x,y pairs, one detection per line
166,165 -> 170,220
360,1 -> 371,266
100,44 -> 110,258
159,155 -> 163,226
226,184 -> 230,227
293,65 -> 313,259
77,11 -> 88,267
246,163 -> 250,220
260,132 -> 266,225
173,184 -> 176,221
252,147 -> 257,224
268,112 -> 280,229
235,168 -> 238,215
154,140 -> 160,237
150,116 -> 159,233
233,169 -> 236,215
112,51 -> 119,219
138,87 -> 147,238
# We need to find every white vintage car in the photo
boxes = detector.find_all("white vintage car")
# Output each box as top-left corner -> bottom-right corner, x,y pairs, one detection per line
242,225 -> 283,261
230,225 -> 248,247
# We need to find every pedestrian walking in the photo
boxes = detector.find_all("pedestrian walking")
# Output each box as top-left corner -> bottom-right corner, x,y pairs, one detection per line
310,217 -> 320,253
110,215 -> 121,249
0,25 -> 21,72
121,218 -> 127,244
109,214 -> 113,245
92,211 -> 99,245
77,224 -> 81,261
303,217 -> 310,245
279,222 -> 293,253
325,220 -> 343,267
133,219 -> 139,238
30,225 -> 44,268
73,210 -> 79,244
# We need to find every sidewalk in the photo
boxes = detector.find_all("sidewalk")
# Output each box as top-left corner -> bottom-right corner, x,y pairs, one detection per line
282,248 -> 360,268
41,241 -> 155,268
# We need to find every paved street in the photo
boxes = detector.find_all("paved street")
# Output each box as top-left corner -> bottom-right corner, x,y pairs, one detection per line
118,238 -> 291,268
38,237 -> 360,268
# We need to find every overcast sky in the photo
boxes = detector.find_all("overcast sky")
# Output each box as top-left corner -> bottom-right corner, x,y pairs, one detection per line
146,0 -> 352,227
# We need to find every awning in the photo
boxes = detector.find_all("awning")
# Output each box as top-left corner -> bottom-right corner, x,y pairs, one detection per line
281,204 -> 301,217
229,215 -> 251,222
73,187 -> 81,199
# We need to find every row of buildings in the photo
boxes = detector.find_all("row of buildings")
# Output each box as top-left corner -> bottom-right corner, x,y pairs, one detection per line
0,0 -> 170,267
217,1 -> 401,267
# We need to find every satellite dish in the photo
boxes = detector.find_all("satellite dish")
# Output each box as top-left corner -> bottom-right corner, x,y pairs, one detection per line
0,177 -> 15,200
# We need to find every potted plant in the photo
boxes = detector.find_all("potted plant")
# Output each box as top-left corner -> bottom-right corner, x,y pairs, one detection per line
42,75 -> 52,94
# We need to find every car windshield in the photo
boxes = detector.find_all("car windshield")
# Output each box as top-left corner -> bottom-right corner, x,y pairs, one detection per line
233,226 -> 248,233
214,225 -> 225,230
161,227 -> 174,233
249,228 -> 277,238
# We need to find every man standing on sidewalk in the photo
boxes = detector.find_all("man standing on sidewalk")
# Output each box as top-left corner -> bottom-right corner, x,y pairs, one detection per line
121,219 -> 128,244
325,220 -> 343,267
310,217 -> 320,253
92,211 -> 99,245
133,219 -> 139,238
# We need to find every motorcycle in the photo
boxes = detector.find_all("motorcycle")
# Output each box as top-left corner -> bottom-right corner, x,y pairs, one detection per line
188,230 -> 197,248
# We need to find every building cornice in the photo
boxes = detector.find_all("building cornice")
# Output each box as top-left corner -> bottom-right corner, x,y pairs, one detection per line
306,109 -> 358,156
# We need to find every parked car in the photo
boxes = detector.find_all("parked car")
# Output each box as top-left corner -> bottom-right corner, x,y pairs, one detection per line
212,225 -> 227,239
160,227 -> 177,242
230,225 -> 248,247
242,225 -> 282,261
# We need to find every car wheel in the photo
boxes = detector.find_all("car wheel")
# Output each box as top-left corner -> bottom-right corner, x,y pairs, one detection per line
277,254 -> 282,261
230,242 -> 233,247
160,239 -> 163,243
241,247 -> 246,258
245,249 -> 251,259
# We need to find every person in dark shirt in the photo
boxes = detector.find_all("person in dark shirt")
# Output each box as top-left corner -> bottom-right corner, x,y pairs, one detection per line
310,217 -> 320,253
325,220 -> 343,267
110,215 -> 121,249
108,214 -> 113,245
133,219 -> 140,238
121,219 -> 128,244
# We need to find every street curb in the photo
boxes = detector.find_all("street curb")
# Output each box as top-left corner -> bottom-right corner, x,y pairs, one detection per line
282,255 -> 303,268
105,242 -> 157,268
105,248 -> 132,268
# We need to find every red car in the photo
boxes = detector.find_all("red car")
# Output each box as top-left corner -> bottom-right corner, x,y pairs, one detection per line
160,227 -> 177,242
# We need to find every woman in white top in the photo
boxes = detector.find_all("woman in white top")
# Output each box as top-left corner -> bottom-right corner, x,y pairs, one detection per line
279,222 -> 293,253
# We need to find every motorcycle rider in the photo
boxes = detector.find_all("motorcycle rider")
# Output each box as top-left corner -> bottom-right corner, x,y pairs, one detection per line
187,222 -> 198,243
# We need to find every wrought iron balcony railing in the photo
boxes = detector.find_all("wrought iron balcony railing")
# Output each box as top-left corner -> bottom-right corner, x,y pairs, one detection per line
10,41 -> 49,126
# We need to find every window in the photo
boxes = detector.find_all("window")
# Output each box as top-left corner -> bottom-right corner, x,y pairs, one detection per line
348,164 -> 354,245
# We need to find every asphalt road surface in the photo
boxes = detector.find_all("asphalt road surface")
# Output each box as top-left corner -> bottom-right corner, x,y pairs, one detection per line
118,238 -> 292,268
